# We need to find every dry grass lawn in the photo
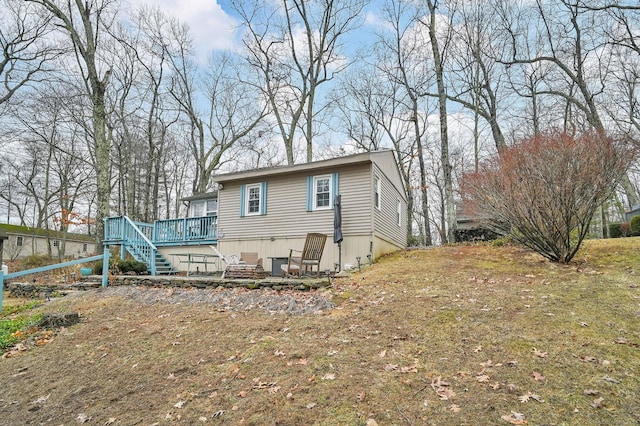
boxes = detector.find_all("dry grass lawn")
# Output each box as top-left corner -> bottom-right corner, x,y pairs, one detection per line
0,238 -> 639,425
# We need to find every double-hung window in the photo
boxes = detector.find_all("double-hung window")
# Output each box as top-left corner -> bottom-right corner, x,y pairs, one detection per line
307,173 -> 339,211
16,236 -> 23,247
240,182 -> 267,216
246,184 -> 261,215
374,175 -> 382,210
314,176 -> 331,209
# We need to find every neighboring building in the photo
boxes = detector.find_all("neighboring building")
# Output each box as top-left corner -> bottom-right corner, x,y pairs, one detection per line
454,201 -> 500,242
0,223 -> 95,260
625,204 -> 640,222
212,150 -> 407,272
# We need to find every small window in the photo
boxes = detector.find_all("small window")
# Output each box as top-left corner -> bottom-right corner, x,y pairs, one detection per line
16,236 -> 23,246
314,176 -> 331,210
374,175 -> 382,210
247,184 -> 261,215
53,240 -> 60,248
306,173 -> 338,211
206,200 -> 218,216
240,182 -> 267,216
190,201 -> 204,217
82,243 -> 88,252
191,199 -> 218,217
397,199 -> 402,227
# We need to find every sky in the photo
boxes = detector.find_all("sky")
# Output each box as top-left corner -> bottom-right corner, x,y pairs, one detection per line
143,0 -> 238,57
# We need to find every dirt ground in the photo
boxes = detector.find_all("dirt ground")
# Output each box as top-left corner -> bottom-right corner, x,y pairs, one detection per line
0,239 -> 639,425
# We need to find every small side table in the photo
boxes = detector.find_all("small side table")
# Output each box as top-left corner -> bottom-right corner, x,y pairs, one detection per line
268,257 -> 289,277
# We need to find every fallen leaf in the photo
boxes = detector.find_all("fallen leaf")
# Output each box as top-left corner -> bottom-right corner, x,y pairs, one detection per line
366,419 -> 379,426
399,366 -> 418,374
357,391 -> 367,402
473,345 -> 483,353
581,356 -> 597,363
449,404 -> 462,413
532,371 -> 545,381
384,364 -> 398,371
174,401 -> 186,408
506,384 -> 520,394
238,391 -> 248,398
501,411 -> 527,424
212,410 -> 224,417
532,348 -> 548,358
602,376 -> 619,384
77,413 -> 91,423
268,386 -> 281,394
583,389 -> 600,395
490,382 -> 501,390
104,419 -> 116,425
274,350 -> 286,357
518,392 -> 544,403
476,374 -> 490,383
436,388 -> 456,400
379,350 -> 387,358
431,377 -> 449,388
306,402 -> 316,409
321,373 -> 336,380
591,397 -> 605,408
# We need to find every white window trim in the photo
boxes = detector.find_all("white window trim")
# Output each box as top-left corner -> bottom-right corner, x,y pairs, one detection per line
313,175 -> 332,211
244,183 -> 262,216
190,199 -> 218,217
397,199 -> 402,227
374,175 -> 382,210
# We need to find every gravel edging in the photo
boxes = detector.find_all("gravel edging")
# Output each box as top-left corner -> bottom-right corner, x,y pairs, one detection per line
96,285 -> 336,315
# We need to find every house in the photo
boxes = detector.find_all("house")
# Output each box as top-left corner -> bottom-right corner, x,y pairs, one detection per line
0,223 -> 96,261
213,150 -> 407,272
625,204 -> 640,223
103,150 -> 407,275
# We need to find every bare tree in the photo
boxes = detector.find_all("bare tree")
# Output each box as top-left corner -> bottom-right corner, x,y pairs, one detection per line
421,0 -> 456,243
496,0 -> 640,206
333,64 -> 420,244
160,13 -> 269,194
0,0 -> 56,107
26,0 -> 119,251
229,0 -> 366,164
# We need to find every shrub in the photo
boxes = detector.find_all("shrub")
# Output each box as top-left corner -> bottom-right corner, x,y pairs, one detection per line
116,259 -> 147,274
21,254 -> 53,269
620,222 -> 632,237
631,215 -> 640,236
462,131 -> 633,263
608,223 -> 623,238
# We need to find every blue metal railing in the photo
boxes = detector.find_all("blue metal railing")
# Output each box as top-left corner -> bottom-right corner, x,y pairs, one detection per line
105,215 -> 217,245
107,216 -> 158,275
0,251 -> 110,311
154,216 -> 217,244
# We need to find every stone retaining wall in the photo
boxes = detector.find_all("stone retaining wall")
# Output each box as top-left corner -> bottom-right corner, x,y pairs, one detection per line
6,275 -> 331,299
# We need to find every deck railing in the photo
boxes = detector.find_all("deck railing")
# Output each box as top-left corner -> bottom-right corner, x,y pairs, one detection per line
153,216 -> 217,244
104,216 -> 158,274
105,215 -> 217,246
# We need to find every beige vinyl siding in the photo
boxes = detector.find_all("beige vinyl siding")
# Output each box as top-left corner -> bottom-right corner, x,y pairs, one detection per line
3,233 -> 95,260
371,151 -> 406,200
218,162 -> 372,241
372,164 -> 407,249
